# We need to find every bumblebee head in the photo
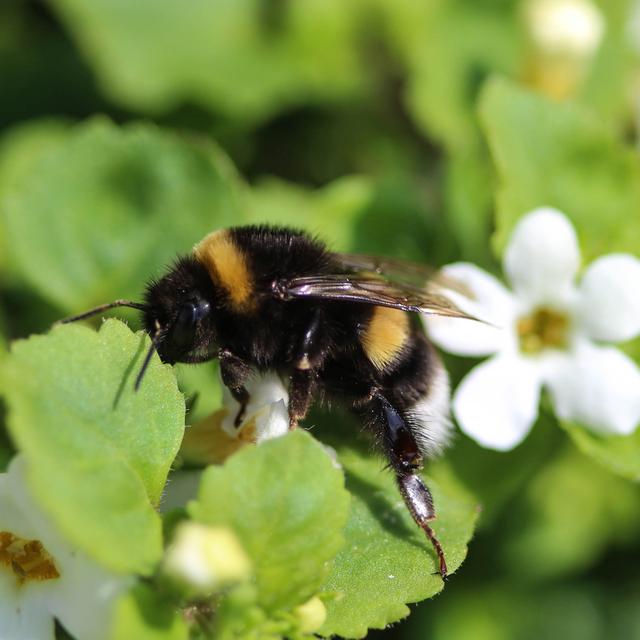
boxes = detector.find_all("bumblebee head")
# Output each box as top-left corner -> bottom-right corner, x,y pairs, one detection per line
58,256 -> 219,390
143,257 -> 218,367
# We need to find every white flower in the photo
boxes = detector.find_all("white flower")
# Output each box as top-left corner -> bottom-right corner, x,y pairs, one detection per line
0,455 -> 130,640
426,207 -> 640,451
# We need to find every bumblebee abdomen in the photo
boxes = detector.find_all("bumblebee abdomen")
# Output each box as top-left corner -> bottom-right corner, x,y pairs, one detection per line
376,329 -> 452,458
359,306 -> 411,371
405,352 -> 452,457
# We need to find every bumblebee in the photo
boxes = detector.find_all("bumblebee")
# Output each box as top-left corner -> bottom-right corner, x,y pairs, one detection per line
63,225 -> 476,578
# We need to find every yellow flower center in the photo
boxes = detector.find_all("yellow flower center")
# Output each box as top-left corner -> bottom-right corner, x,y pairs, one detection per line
517,307 -> 571,354
0,531 -> 60,584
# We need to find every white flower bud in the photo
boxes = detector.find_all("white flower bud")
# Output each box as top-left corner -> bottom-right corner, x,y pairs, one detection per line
163,522 -> 251,595
525,0 -> 604,58
628,0 -> 640,55
293,596 -> 327,633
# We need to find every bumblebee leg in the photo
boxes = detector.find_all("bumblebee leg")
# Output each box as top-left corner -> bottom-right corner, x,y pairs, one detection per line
219,349 -> 251,427
288,369 -> 317,429
289,310 -> 325,428
375,393 -> 448,579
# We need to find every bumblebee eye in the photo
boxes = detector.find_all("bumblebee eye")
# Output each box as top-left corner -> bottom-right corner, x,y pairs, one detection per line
171,303 -> 197,347
172,301 -> 209,348
174,303 -> 196,340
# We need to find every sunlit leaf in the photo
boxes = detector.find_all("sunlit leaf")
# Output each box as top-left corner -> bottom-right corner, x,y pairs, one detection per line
109,584 -> 188,640
189,430 -> 350,613
561,421 -> 640,482
1,320 -> 185,574
318,428 -> 479,638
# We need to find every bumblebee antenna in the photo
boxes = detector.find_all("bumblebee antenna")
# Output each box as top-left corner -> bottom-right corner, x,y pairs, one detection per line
57,300 -> 147,324
134,324 -> 163,391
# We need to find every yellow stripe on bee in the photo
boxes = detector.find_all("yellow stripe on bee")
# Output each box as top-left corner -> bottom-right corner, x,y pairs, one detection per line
361,306 -> 410,370
194,230 -> 255,311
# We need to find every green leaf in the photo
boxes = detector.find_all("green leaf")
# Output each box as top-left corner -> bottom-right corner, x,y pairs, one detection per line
189,430 -> 350,612
2,117 -> 244,312
109,584 -> 188,640
499,445 -> 640,581
0,119 -> 71,279
318,437 -> 479,638
380,1 -> 521,264
406,579 -> 640,640
580,0 -> 638,126
479,76 -> 640,261
0,119 -> 71,195
386,0 -> 521,154
51,0 -> 364,123
246,176 -> 373,252
210,582 -> 323,640
443,411 -> 562,527
561,421 -> 640,482
347,174 -> 453,264
1,320 -> 185,573
442,151 -> 496,264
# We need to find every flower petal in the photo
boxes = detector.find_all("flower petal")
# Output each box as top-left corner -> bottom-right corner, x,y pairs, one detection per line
504,207 -> 580,305
425,262 -> 515,357
0,573 -> 54,640
254,400 -> 289,443
0,461 -> 39,540
545,341 -> 640,435
46,556 -> 129,640
577,253 -> 640,343
453,354 -> 543,450
221,372 -> 289,440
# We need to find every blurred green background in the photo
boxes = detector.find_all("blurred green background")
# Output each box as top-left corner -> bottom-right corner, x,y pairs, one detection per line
1,1 -> 639,638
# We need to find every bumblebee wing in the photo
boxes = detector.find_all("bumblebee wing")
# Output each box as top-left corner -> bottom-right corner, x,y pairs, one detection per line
281,273 -> 479,320
336,252 -> 474,298
337,252 -> 437,280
